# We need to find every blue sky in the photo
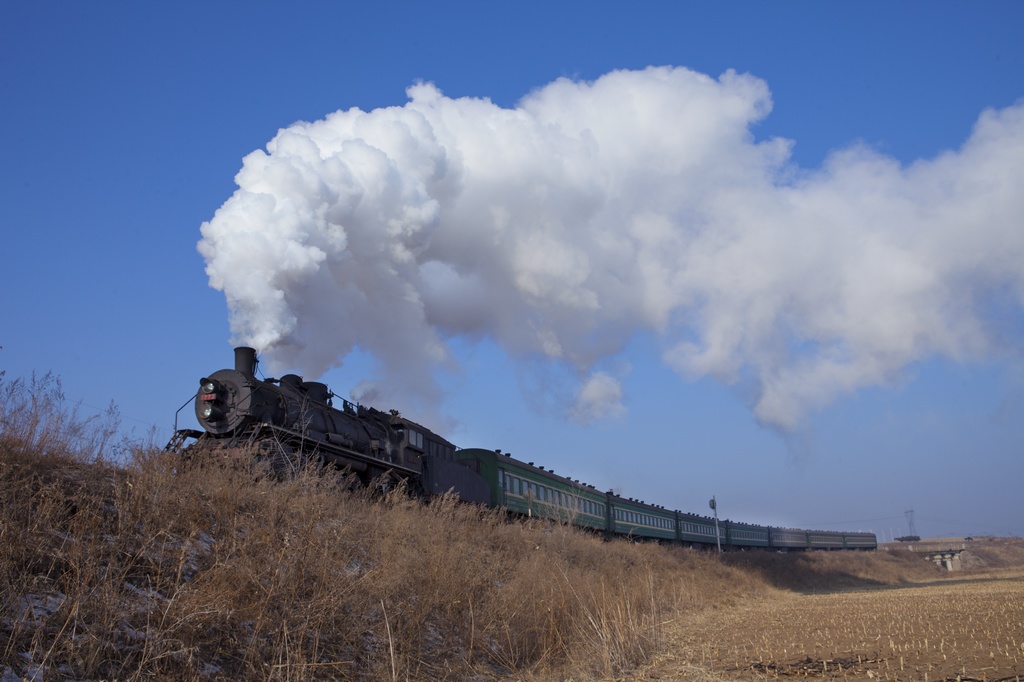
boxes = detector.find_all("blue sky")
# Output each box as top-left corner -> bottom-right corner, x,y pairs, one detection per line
3,2 -> 1022,539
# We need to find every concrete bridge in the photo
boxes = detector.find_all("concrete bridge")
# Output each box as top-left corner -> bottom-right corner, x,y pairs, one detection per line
880,540 -> 966,571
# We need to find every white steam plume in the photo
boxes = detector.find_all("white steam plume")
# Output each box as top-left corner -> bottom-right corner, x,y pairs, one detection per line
198,66 -> 1024,430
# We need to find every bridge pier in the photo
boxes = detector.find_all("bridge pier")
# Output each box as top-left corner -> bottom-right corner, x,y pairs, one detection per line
927,550 -> 962,571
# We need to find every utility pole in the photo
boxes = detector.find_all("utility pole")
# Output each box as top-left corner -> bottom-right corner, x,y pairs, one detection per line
709,496 -> 722,554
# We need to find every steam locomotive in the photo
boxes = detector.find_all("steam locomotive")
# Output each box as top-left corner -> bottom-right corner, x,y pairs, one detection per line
169,346 -> 489,502
169,348 -> 877,551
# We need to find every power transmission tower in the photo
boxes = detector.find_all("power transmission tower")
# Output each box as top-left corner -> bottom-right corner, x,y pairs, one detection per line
905,508 -> 918,539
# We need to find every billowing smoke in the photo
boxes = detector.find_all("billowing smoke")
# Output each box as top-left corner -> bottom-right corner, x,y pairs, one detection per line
198,66 -> 1024,430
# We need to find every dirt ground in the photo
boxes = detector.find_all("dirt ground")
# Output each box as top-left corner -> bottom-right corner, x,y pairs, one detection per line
633,568 -> 1024,681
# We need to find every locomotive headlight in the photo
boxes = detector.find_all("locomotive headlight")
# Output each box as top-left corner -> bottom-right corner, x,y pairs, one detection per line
200,403 -> 225,421
199,378 -> 219,403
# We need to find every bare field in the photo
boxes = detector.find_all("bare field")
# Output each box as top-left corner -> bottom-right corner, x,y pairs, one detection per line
637,567 -> 1024,681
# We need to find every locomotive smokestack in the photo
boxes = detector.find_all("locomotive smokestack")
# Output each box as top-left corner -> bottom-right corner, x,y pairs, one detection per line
235,346 -> 257,377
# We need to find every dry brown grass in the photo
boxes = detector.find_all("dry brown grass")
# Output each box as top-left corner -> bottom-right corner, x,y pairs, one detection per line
961,536 -> 1024,570
0,371 -> 747,680
3,442 -> 689,680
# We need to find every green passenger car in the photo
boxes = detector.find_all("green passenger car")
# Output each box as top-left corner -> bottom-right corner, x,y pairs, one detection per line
676,511 -> 722,545
456,448 -> 609,531
841,532 -> 878,550
609,498 -> 677,540
723,520 -> 771,548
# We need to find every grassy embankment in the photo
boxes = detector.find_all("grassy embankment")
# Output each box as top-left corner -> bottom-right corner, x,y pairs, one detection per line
3,369 -> 1006,681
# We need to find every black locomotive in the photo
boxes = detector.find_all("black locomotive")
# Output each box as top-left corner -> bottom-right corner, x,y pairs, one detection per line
169,348 -> 877,551
170,347 -> 489,502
